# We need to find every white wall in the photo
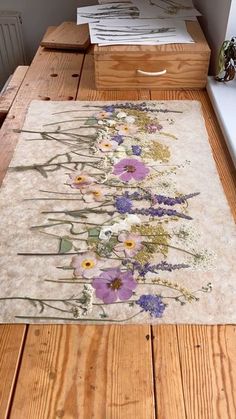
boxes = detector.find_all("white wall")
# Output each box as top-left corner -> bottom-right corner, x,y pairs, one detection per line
226,0 -> 236,38
193,0 -> 233,74
0,0 -> 96,62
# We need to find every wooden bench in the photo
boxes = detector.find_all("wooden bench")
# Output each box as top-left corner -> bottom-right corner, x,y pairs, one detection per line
0,66 -> 28,126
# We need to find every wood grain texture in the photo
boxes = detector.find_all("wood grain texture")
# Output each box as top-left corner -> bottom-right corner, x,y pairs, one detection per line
177,325 -> 236,419
95,59 -> 209,90
77,52 -> 150,101
151,90 -> 236,220
152,325 -> 186,419
0,325 -> 27,419
0,28 -> 84,185
9,325 -> 155,419
0,66 -> 28,121
41,22 -> 90,51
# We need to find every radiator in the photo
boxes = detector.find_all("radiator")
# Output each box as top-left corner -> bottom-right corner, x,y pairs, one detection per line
0,11 -> 26,89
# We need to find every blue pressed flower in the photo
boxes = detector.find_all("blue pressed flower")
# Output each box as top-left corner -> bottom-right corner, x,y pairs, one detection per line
103,105 -> 115,112
112,134 -> 124,145
136,294 -> 166,318
114,197 -> 132,214
131,145 -> 142,156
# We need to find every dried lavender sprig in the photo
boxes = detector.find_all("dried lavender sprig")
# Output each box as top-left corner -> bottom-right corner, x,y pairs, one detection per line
122,260 -> 190,277
82,102 -> 182,114
123,191 -> 200,206
128,207 -> 192,220
103,102 -> 182,114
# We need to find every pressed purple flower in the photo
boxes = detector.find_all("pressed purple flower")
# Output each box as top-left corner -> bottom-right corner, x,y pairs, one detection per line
103,105 -> 115,112
114,196 -> 133,214
131,145 -> 142,156
136,294 -> 166,317
92,268 -> 137,303
113,158 -> 149,182
111,134 -> 124,145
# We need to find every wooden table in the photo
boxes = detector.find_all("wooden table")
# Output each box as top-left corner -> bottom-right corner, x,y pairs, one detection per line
0,29 -> 235,419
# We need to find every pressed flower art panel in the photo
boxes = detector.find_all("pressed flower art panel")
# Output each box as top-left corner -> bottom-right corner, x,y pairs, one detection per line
0,100 -> 235,323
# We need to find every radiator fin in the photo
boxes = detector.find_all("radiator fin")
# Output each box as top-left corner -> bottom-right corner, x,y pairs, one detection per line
0,12 -> 26,89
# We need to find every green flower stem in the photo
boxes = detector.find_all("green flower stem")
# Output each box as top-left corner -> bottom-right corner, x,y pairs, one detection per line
45,279 -> 90,284
93,300 -> 137,306
44,120 -> 101,128
25,198 -> 85,202
15,310 -> 144,323
17,252 -> 81,256
40,190 -> 83,195
143,241 -> 197,258
11,161 -> 104,172
15,128 -> 95,141
137,278 -> 197,302
0,296 -> 79,315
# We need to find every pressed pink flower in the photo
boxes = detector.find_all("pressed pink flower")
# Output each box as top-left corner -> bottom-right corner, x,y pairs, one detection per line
117,124 -> 138,136
115,232 -> 143,257
67,172 -> 96,189
81,185 -> 109,202
113,158 -> 149,182
98,139 -> 118,153
92,268 -> 137,303
96,111 -> 112,119
71,252 -> 103,279
146,123 -> 163,133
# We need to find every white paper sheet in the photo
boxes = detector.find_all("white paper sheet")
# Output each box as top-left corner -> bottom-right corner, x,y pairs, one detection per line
89,18 -> 193,45
132,0 -> 201,19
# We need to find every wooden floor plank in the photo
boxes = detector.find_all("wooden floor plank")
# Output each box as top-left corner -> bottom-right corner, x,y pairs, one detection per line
177,325 -> 236,419
152,325 -> 186,419
0,66 -> 29,125
9,325 -> 155,419
150,90 -> 236,219
0,325 -> 27,419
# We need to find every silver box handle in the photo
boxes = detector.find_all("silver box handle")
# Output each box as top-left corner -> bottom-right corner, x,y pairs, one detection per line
137,69 -> 167,76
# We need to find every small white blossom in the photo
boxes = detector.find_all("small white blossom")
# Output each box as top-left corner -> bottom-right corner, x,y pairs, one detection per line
125,116 -> 136,124
106,119 -> 117,126
117,112 -> 127,119
99,227 -> 113,241
125,214 -> 142,225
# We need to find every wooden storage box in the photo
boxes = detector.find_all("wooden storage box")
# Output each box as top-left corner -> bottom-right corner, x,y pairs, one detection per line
94,21 -> 210,90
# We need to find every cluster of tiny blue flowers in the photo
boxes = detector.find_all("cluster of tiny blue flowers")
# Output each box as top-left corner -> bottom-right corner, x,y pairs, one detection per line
131,145 -> 142,156
112,134 -> 124,145
136,294 -> 166,317
103,105 -> 116,112
114,197 -> 132,214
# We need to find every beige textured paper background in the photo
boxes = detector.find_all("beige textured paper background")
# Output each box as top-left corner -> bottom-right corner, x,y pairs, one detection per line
0,100 -> 235,323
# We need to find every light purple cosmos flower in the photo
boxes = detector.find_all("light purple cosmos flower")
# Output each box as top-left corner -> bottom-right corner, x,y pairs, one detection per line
113,158 -> 149,182
92,268 -> 137,303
